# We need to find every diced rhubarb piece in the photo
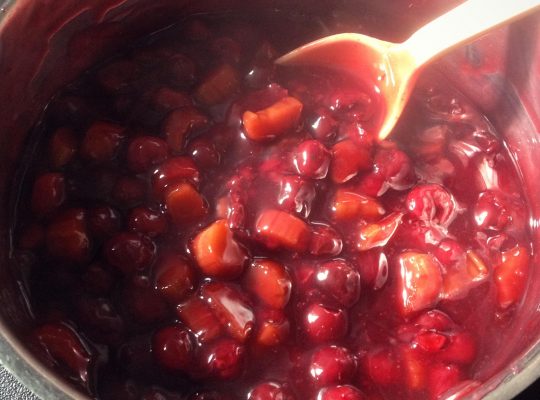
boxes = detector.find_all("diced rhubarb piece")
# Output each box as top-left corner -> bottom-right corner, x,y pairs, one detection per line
255,209 -> 310,252
194,64 -> 239,105
441,250 -> 489,300
396,252 -> 443,315
494,245 -> 530,308
357,212 -> 403,251
330,139 -> 372,183
49,127 -> 77,169
177,296 -> 222,343
414,331 -> 448,352
32,323 -> 92,386
254,308 -> 290,347
244,259 -> 292,309
152,157 -> 200,198
331,189 -> 385,222
80,121 -> 125,163
154,254 -> 196,305
165,182 -> 208,224
192,219 -> 247,279
242,96 -> 303,141
162,107 -> 209,153
400,345 -> 427,391
201,282 -> 255,343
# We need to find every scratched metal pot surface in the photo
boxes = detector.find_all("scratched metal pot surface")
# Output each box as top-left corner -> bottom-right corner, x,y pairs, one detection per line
0,1 -> 539,399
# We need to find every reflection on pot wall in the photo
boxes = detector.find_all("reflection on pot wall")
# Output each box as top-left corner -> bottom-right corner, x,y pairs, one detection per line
0,1 -> 539,400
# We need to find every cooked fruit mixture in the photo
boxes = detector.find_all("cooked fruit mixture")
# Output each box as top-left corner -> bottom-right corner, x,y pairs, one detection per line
14,11 -> 532,400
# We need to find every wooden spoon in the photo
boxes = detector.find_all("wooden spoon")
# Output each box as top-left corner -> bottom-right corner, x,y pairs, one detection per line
276,0 -> 540,140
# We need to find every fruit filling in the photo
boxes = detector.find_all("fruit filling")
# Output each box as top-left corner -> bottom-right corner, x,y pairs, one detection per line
13,10 -> 532,400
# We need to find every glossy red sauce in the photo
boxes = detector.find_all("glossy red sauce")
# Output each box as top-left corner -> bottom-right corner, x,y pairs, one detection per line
13,11 -> 531,400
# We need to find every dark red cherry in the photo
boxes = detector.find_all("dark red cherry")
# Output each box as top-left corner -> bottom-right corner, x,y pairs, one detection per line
31,172 -> 66,217
316,260 -> 361,307
199,338 -> 245,380
248,381 -> 296,400
104,232 -> 156,275
128,207 -> 168,238
293,140 -> 331,179
127,136 -> 169,173
309,345 -> 356,386
153,325 -> 194,371
302,303 -> 348,343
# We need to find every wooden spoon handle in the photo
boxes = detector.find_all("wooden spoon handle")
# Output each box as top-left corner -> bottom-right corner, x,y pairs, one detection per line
401,0 -> 540,68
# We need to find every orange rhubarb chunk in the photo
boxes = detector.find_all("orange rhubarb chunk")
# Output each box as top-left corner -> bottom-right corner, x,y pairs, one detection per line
442,250 -> 489,300
331,189 -> 385,222
494,245 -> 530,309
242,96 -> 303,141
166,182 -> 208,224
194,64 -> 239,105
357,212 -> 403,251
244,259 -> 292,309
176,297 -> 222,343
255,209 -> 310,252
330,139 -> 372,183
192,219 -> 247,279
396,252 -> 442,315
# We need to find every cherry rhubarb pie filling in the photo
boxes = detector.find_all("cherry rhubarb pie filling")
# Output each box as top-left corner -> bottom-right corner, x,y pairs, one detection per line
14,12 -> 532,400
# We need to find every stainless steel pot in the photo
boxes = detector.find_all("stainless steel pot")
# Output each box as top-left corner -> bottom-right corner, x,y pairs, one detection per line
0,1 -> 539,399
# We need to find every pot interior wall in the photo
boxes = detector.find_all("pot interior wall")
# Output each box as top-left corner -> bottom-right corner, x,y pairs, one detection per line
0,0 -> 539,399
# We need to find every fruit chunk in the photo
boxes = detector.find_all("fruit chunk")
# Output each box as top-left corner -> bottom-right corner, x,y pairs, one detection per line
255,209 -> 310,252
152,157 -> 200,198
331,189 -> 384,222
195,64 -> 239,105
32,323 -> 92,386
244,259 -> 292,309
494,244 -> 530,308
396,252 -> 443,315
49,127 -> 77,168
176,297 -> 222,343
243,96 -> 303,141
316,385 -> 365,400
31,172 -> 66,217
248,382 -> 296,400
163,107 -> 209,153
198,338 -> 245,379
302,303 -> 348,343
201,282 -> 255,343
406,184 -> 456,227
152,325 -> 194,371
46,208 -> 91,265
192,219 -> 247,279
127,206 -> 168,238
104,232 -> 156,275
277,175 -> 316,218
357,212 -> 403,251
441,250 -> 489,300
292,140 -> 331,179
165,182 -> 208,224
154,254 -> 196,304
254,308 -> 290,347
309,345 -> 356,386
316,260 -> 361,308
80,121 -> 125,163
127,136 -> 169,173
330,139 -> 371,183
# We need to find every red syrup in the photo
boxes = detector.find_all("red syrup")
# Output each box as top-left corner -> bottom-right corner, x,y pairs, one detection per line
13,11 -> 531,400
